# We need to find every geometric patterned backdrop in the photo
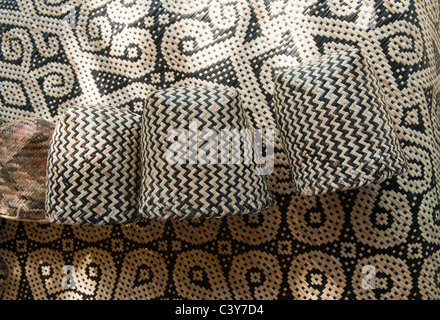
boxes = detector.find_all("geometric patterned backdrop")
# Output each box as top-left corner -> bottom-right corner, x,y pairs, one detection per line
0,0 -> 439,299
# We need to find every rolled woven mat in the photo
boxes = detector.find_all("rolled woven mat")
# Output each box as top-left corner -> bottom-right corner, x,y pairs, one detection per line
0,118 -> 54,222
140,86 -> 273,220
45,106 -> 141,226
273,49 -> 408,195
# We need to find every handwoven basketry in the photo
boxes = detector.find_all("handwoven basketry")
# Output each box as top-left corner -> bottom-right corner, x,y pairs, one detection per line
140,86 -> 273,219
45,105 -> 142,225
0,118 -> 54,222
273,49 -> 408,195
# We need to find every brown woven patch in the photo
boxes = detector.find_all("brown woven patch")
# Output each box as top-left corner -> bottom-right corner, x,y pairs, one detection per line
0,118 -> 54,222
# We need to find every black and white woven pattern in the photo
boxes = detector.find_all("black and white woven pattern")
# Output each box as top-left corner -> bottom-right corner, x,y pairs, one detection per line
45,106 -> 141,226
273,49 -> 408,195
140,86 -> 273,220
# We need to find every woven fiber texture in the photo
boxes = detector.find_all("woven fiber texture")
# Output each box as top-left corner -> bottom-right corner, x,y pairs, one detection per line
141,86 -> 273,219
45,106 -> 141,226
0,257 -> 7,295
0,118 -> 54,222
0,0 -> 440,300
273,49 -> 408,195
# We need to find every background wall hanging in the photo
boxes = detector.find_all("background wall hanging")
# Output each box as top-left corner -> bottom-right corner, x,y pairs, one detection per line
0,0 -> 439,300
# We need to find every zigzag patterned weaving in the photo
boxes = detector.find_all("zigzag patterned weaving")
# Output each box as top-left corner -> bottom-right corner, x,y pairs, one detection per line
273,49 -> 408,195
45,106 -> 141,226
140,86 -> 273,220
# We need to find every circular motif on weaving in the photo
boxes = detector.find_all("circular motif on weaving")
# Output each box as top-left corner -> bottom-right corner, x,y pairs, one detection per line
229,250 -> 282,299
352,254 -> 411,299
351,184 -> 411,248
38,63 -> 75,98
227,207 -> 281,245
0,28 -> 30,62
26,247 -> 117,299
174,250 -> 231,299
76,9 -> 112,52
287,192 -> 344,245
164,19 -> 236,74
25,248 -> 66,299
71,247 -> 117,300
387,22 -> 423,66
288,251 -> 346,300
114,249 -> 168,299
